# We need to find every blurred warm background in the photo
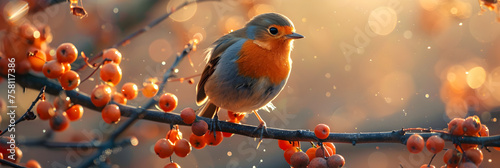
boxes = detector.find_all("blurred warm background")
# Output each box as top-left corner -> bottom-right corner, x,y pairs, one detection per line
1,0 -> 500,167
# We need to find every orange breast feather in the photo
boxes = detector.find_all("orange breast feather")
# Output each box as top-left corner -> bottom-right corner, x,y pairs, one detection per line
236,40 -> 292,85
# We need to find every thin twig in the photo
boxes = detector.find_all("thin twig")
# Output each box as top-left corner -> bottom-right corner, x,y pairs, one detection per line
0,86 -> 45,136
20,137 -> 136,149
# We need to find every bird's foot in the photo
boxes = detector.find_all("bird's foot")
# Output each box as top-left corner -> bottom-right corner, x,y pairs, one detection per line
210,114 -> 221,139
252,111 -> 268,149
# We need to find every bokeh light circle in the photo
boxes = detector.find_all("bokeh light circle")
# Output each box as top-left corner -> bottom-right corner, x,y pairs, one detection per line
368,7 -> 398,36
167,0 -> 198,22
148,39 -> 172,62
466,66 -> 486,89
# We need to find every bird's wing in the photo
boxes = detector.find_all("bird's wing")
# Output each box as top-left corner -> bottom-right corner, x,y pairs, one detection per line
196,34 -> 244,105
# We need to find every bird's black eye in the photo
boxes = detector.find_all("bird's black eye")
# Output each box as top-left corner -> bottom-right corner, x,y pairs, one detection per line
269,27 -> 278,35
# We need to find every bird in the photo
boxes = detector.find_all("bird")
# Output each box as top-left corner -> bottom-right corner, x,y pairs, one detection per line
196,13 -> 303,141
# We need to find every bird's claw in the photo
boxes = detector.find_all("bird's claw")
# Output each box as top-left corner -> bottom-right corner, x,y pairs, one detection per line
210,114 -> 221,139
252,121 -> 267,149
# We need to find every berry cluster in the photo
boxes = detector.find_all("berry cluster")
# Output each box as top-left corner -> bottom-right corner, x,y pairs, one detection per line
278,124 -> 346,168
151,109 -> 244,167
1,23 -> 52,75
407,115 -> 489,168
153,125 -> 191,167
36,94 -> 84,132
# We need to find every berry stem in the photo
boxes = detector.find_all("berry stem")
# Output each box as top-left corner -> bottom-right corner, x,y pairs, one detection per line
427,153 -> 436,167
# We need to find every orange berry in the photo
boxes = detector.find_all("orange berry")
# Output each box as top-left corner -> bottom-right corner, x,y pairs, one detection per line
463,116 -> 481,136
315,145 -> 334,158
180,107 -> 196,124
278,140 -> 300,151
448,118 -> 465,136
174,138 -> 192,157
464,148 -> 483,165
16,60 -> 31,75
164,162 -> 181,168
189,133 -> 206,149
59,70 -> 80,90
327,154 -> 346,168
159,93 -> 178,112
290,151 -> 309,167
50,112 -> 70,131
154,138 -> 174,158
91,84 -> 112,107
65,104 -> 84,121
284,147 -> 300,165
222,131 -> 234,138
407,134 -> 425,154
100,62 -> 122,86
111,92 -> 127,105
27,49 -> 46,71
37,25 -> 52,42
228,111 -> 245,122
420,164 -> 436,168
443,149 -> 460,167
56,43 -> 78,63
309,157 -> 328,168
101,104 -> 121,124
53,96 -> 72,110
0,137 -> 22,163
166,128 -> 183,144
36,100 -> 55,120
314,124 -> 330,140
42,60 -> 65,79
142,82 -> 159,98
121,82 -> 138,100
324,142 -> 336,155
204,131 -> 223,146
478,124 -> 489,137
26,159 -> 41,168
191,120 -> 208,136
102,48 -> 122,64
426,135 -> 445,154
53,96 -> 72,111
62,62 -> 71,73
306,146 -> 318,161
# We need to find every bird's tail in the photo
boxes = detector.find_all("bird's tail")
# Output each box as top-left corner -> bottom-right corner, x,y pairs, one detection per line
198,103 -> 219,118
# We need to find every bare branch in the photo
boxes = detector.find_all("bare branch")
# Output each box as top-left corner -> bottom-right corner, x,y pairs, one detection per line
0,86 -> 45,136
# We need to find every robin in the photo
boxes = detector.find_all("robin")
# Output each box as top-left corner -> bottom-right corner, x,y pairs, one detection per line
196,13 -> 303,141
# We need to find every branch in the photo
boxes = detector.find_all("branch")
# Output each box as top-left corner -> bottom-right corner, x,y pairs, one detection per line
13,74 -> 500,148
0,86 -> 45,136
20,136 -> 137,149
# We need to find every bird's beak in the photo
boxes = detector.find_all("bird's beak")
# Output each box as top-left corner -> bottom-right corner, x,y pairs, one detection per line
285,32 -> 304,39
